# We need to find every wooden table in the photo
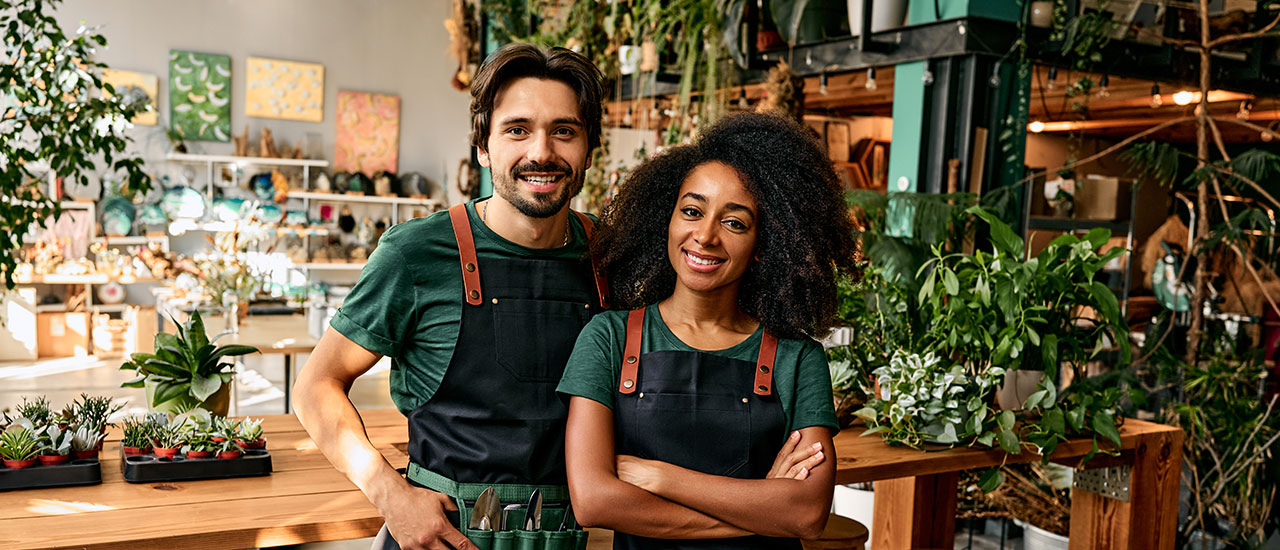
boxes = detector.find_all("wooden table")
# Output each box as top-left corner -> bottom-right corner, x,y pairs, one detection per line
834,418 -> 1182,550
219,314 -> 318,414
0,410 -> 1180,550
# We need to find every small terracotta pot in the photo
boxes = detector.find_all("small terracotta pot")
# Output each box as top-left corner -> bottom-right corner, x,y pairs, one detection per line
3,458 -> 37,469
217,450 -> 242,460
122,446 -> 152,456
39,454 -> 71,466
237,438 -> 266,450
211,437 -> 227,443
73,449 -> 100,460
186,450 -> 213,459
153,447 -> 180,459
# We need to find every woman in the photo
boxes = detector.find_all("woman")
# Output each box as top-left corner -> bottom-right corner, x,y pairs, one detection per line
557,113 -> 861,548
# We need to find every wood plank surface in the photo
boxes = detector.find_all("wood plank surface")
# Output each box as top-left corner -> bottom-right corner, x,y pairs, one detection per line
871,472 -> 959,550
1068,429 -> 1184,550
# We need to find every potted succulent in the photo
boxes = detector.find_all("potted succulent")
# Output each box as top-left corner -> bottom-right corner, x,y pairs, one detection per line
15,396 -> 52,428
215,439 -> 244,460
182,434 -> 216,459
235,418 -> 266,450
73,394 -> 123,438
120,418 -> 154,456
150,422 -> 185,459
70,425 -> 105,460
120,310 -> 259,416
37,425 -> 74,466
1,426 -> 41,469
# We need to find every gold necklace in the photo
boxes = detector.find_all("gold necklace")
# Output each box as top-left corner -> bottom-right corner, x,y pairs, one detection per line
483,200 -> 570,246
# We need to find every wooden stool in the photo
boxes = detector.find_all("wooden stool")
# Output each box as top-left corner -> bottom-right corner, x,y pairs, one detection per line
802,513 -> 870,550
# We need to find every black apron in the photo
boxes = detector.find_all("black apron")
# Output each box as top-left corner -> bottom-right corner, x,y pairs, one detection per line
374,204 -> 606,550
611,308 -> 802,550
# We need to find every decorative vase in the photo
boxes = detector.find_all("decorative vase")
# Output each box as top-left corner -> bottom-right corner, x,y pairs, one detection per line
847,0 -> 909,37
1030,1 -> 1054,28
996,370 -> 1046,410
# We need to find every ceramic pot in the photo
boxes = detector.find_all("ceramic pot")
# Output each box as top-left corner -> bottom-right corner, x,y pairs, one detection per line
1021,520 -> 1069,550
996,370 -> 1046,410
848,0 -> 909,37
3,458 -> 37,469
39,454 -> 70,466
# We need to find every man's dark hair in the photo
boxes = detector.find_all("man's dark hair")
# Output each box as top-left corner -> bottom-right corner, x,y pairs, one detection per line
591,112 -> 862,340
469,43 -> 604,153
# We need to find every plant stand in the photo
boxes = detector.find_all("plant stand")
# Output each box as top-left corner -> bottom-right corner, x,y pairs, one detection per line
0,459 -> 101,491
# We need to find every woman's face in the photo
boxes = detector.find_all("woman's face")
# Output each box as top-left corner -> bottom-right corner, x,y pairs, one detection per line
667,161 -> 759,296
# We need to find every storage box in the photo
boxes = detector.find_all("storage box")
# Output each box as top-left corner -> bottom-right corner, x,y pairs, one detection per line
37,312 -> 91,358
1075,176 -> 1131,221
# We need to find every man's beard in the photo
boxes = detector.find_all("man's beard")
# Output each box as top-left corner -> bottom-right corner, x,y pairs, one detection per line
492,161 -> 584,218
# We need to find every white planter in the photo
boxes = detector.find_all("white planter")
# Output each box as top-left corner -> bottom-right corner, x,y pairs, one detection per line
831,484 -> 875,542
847,0 -> 909,36
996,370 -> 1045,410
1021,520 -> 1069,550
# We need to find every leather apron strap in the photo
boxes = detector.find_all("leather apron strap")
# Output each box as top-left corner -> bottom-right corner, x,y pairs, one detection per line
572,210 -> 610,309
448,204 -> 483,306
618,307 -> 777,395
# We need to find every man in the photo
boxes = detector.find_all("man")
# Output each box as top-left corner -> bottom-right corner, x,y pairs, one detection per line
294,43 -> 608,550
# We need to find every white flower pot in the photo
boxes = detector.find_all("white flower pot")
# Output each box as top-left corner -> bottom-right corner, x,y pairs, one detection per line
1021,520 -> 1069,550
831,484 -> 876,542
847,0 -> 908,37
996,370 -> 1044,410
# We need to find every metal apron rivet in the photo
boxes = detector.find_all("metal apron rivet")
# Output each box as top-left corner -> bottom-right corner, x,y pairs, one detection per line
757,385 -> 768,393
469,290 -> 479,299
638,392 -> 644,398
626,356 -> 637,364
758,365 -> 770,373
492,298 -> 499,304
584,303 -> 590,309
623,379 -> 634,389
742,397 -> 749,404
465,263 -> 476,272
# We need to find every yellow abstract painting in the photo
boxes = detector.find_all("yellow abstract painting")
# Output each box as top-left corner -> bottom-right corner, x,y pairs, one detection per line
101,69 -> 158,125
245,56 -> 324,122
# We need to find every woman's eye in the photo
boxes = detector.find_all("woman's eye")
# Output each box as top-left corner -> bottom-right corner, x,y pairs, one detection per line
681,207 -> 701,217
725,219 -> 747,231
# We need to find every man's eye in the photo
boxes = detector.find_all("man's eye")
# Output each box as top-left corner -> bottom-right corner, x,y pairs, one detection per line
555,127 -> 576,136
507,127 -> 527,136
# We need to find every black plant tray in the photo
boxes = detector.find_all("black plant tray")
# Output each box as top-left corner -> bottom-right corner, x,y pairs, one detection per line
121,449 -> 273,483
0,459 -> 102,491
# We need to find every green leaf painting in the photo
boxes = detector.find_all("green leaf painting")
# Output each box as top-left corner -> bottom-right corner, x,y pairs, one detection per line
169,50 -> 231,142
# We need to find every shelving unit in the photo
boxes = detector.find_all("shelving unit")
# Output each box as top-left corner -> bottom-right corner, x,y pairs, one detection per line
165,152 -> 328,195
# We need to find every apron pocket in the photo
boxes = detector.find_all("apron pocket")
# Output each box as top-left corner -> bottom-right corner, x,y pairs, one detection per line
627,392 -> 751,477
492,298 -> 592,382
572,529 -> 589,550
543,530 -> 577,550
493,530 -> 515,550
514,530 -> 540,550
464,528 -> 494,550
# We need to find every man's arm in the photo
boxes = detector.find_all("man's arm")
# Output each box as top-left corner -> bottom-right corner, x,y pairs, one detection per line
565,397 -> 752,539
293,328 -> 473,550
615,426 -> 836,540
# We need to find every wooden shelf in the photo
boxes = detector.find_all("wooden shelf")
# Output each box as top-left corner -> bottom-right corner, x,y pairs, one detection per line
92,235 -> 169,245
166,152 -> 329,168
287,191 -> 443,207
1027,216 -> 1130,234
17,274 -> 158,285
294,262 -> 367,271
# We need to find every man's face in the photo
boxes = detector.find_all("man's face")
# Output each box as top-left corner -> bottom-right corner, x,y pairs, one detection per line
478,77 -> 591,218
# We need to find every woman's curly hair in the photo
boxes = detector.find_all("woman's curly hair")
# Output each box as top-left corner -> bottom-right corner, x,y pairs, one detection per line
591,112 -> 862,339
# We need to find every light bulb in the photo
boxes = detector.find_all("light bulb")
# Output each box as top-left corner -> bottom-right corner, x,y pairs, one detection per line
1264,123 -> 1276,142
1097,75 -> 1110,98
1046,67 -> 1058,90
1173,91 -> 1194,106
819,73 -> 829,95
865,68 -> 877,91
738,88 -> 749,109
989,63 -> 1002,88
1237,100 -> 1252,120
1150,84 -> 1162,109
1029,121 -> 1046,133
623,107 -> 633,126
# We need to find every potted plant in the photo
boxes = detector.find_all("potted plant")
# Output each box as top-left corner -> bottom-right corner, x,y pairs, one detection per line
235,418 -> 266,450
15,396 -> 52,428
120,418 -> 154,456
36,425 -> 74,466
150,422 -> 185,459
119,310 -> 259,416
70,424 -> 105,460
215,439 -> 244,460
182,434 -> 216,459
1,426 -> 41,469
72,394 -> 123,438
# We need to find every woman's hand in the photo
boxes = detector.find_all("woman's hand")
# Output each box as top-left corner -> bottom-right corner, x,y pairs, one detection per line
766,431 -> 826,480
616,455 -> 666,493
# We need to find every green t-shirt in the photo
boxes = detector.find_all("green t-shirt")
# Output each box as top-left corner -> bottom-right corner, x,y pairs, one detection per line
330,199 -> 594,414
556,304 -> 839,433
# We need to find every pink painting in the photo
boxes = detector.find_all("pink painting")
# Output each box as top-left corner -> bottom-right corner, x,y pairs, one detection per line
335,91 -> 400,176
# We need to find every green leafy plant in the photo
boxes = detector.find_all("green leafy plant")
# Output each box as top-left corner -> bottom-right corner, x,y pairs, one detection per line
119,310 -> 259,412
0,427 -> 41,461
149,421 -> 185,450
216,438 -> 244,454
236,418 -> 264,442
38,424 -> 73,456
120,417 -> 154,449
15,396 -> 52,426
1,0 -> 151,288
855,350 -> 998,447
72,393 -> 122,433
181,433 -> 217,454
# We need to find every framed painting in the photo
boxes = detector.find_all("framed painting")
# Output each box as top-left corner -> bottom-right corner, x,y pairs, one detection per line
169,50 -> 231,142
246,56 -> 324,122
334,91 -> 400,176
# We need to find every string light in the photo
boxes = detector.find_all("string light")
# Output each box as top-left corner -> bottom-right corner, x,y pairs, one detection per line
1046,67 -> 1058,90
623,106 -> 633,126
1029,121 -> 1046,133
864,68 -> 877,91
1237,99 -> 1253,120
1263,121 -> 1278,142
738,87 -> 749,109
989,62 -> 1002,88
1150,83 -> 1163,109
1097,74 -> 1110,98
1173,90 -> 1195,106
819,73 -> 829,95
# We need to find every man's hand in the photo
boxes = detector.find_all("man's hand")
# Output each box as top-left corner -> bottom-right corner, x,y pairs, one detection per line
766,431 -> 825,480
615,455 -> 665,493
376,482 -> 474,550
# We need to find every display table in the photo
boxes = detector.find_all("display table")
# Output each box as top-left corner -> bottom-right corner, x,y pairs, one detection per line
219,314 -> 318,414
0,410 -> 1180,550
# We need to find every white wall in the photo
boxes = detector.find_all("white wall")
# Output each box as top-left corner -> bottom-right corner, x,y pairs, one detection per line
55,0 -> 473,205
